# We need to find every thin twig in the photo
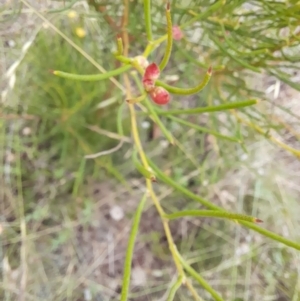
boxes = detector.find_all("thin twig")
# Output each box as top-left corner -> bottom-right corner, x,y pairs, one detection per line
86,125 -> 132,143
84,141 -> 124,159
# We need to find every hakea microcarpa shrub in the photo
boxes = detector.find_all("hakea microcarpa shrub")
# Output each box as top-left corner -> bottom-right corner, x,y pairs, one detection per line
48,1 -> 300,301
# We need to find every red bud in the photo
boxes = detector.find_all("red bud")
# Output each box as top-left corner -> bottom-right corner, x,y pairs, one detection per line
143,63 -> 160,81
172,26 -> 183,41
149,87 -> 170,105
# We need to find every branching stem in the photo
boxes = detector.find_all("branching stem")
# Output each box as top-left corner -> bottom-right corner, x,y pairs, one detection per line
159,2 -> 173,71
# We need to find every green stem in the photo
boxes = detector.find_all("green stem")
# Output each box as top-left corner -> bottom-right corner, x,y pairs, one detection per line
115,55 -> 133,65
120,193 -> 147,301
166,276 -> 183,301
144,97 -> 175,144
126,93 -> 146,104
117,35 -> 124,55
156,99 -> 258,116
132,148 -> 156,182
117,103 -> 125,136
52,65 -> 131,81
148,159 -> 220,210
159,2 -> 173,71
165,210 -> 261,223
176,251 -> 225,301
241,221 -> 300,250
144,0 -> 153,41
155,67 -> 212,95
148,158 -> 300,251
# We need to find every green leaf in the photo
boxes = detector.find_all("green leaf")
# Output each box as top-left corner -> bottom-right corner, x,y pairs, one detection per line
165,210 -> 262,223
155,99 -> 258,116
155,67 -> 211,96
120,193 -> 148,301
52,65 -> 131,81
166,276 -> 183,301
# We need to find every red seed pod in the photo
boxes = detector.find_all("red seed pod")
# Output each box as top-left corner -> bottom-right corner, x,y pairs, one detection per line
149,87 -> 170,105
143,63 -> 160,81
142,78 -> 155,92
172,25 -> 183,41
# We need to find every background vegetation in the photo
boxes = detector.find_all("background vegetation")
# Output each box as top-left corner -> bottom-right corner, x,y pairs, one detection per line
0,0 -> 300,300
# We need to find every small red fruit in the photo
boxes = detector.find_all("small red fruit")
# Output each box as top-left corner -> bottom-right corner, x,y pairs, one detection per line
149,87 -> 170,105
142,78 -> 155,92
172,25 -> 183,41
143,63 -> 160,81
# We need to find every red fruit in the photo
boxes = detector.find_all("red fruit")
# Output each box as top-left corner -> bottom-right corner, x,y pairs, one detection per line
172,25 -> 183,41
149,87 -> 170,105
143,63 -> 160,81
142,78 -> 155,92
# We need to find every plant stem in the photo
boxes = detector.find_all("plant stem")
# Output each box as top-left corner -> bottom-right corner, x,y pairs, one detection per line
132,148 -> 156,181
155,99 -> 258,116
155,67 -> 212,95
128,98 -> 183,268
121,0 -> 130,55
120,193 -> 147,301
128,93 -> 204,301
52,65 -> 131,81
144,0 -> 153,41
159,1 -> 173,71
116,35 -> 124,55
166,276 -> 183,301
165,210 -> 262,223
